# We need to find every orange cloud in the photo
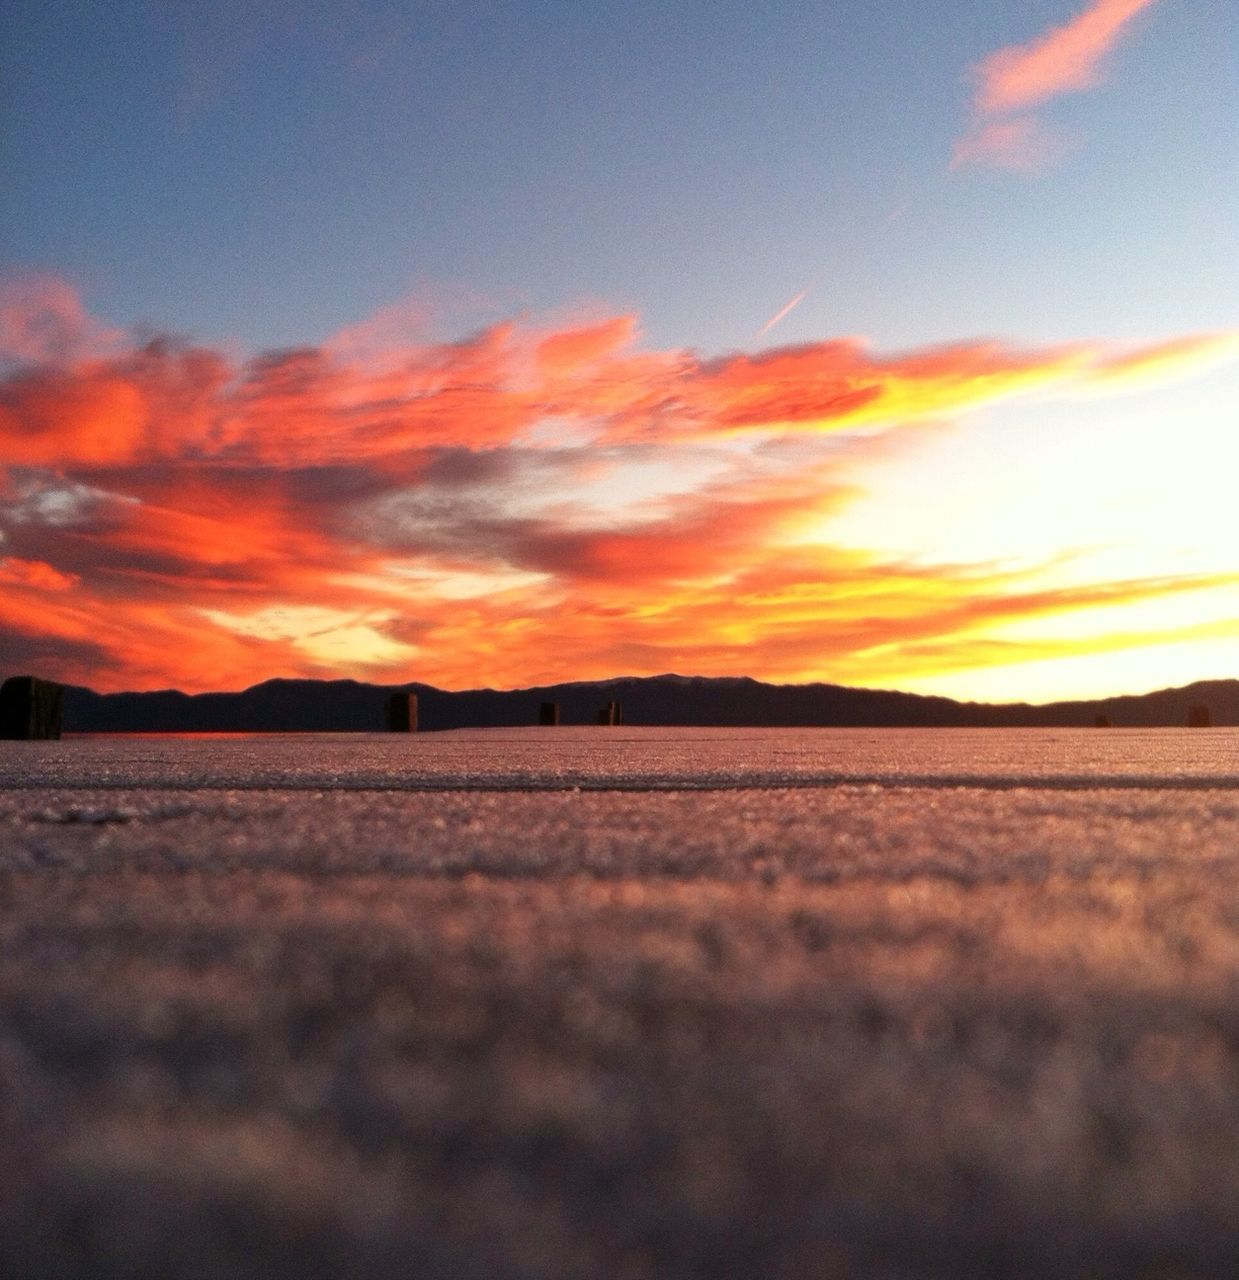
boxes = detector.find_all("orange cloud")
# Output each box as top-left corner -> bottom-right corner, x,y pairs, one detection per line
973,0 -> 1161,116
2,279 -> 1236,696
535,315 -> 640,377
0,557 -> 78,591
5,279 -> 1230,472
332,553 -> 1239,696
1091,333 -> 1239,386
955,0 -> 1161,171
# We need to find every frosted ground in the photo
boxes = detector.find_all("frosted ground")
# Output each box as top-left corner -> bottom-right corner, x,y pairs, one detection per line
2,728 -> 1238,1279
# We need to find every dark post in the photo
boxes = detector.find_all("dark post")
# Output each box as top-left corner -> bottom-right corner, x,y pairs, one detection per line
1187,705 -> 1211,728
538,701 -> 559,726
385,692 -> 418,732
613,700 -> 623,726
0,676 -> 64,740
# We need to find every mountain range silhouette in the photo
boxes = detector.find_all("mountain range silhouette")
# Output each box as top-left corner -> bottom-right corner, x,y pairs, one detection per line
57,675 -> 1239,732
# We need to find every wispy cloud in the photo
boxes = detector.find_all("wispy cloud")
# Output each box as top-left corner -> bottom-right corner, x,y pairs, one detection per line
954,0 -> 1162,171
0,276 -> 122,367
1,277 -> 1234,694
951,117 -> 1070,174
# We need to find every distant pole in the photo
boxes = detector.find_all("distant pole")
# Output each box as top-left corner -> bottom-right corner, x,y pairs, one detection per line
385,692 -> 418,732
613,700 -> 623,726
539,701 -> 559,726
1187,705 -> 1212,728
0,676 -> 64,740
595,700 -> 620,726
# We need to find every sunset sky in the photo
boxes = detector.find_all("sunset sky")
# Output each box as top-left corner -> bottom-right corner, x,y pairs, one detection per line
2,0 -> 1236,701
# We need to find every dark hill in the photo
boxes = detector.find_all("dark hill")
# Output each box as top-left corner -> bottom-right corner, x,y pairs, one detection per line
52,674 -> 1239,732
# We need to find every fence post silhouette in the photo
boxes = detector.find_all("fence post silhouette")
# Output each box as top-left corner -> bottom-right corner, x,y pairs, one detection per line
385,693 -> 418,732
539,701 -> 560,726
0,676 -> 64,740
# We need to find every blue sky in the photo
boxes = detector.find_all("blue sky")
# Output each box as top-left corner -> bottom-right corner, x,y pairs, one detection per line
4,0 -> 1234,353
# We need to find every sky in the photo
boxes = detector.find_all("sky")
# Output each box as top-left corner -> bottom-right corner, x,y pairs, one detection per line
1,0 -> 1237,701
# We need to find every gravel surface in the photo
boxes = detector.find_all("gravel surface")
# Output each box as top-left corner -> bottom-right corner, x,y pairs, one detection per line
4,725 -> 1238,790
2,728 -> 1238,1279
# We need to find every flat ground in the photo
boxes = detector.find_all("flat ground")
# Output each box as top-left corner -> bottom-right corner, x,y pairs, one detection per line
2,729 -> 1238,1279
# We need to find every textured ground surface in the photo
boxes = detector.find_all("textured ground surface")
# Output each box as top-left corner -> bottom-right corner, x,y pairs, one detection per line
2,728 -> 1238,1279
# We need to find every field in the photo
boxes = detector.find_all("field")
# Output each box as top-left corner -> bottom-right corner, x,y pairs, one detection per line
3,728 -> 1238,1278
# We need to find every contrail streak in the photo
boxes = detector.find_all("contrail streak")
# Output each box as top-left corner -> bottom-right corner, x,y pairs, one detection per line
756,288 -> 810,338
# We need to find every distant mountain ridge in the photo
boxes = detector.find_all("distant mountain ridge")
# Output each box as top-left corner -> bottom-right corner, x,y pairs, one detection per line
54,674 -> 1239,732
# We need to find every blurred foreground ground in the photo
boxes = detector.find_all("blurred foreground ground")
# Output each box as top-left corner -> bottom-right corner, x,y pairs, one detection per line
2,728 -> 1238,1279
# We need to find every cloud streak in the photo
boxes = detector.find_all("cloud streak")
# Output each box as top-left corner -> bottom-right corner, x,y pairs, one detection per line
1,277 -> 1234,696
757,290 -> 810,338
